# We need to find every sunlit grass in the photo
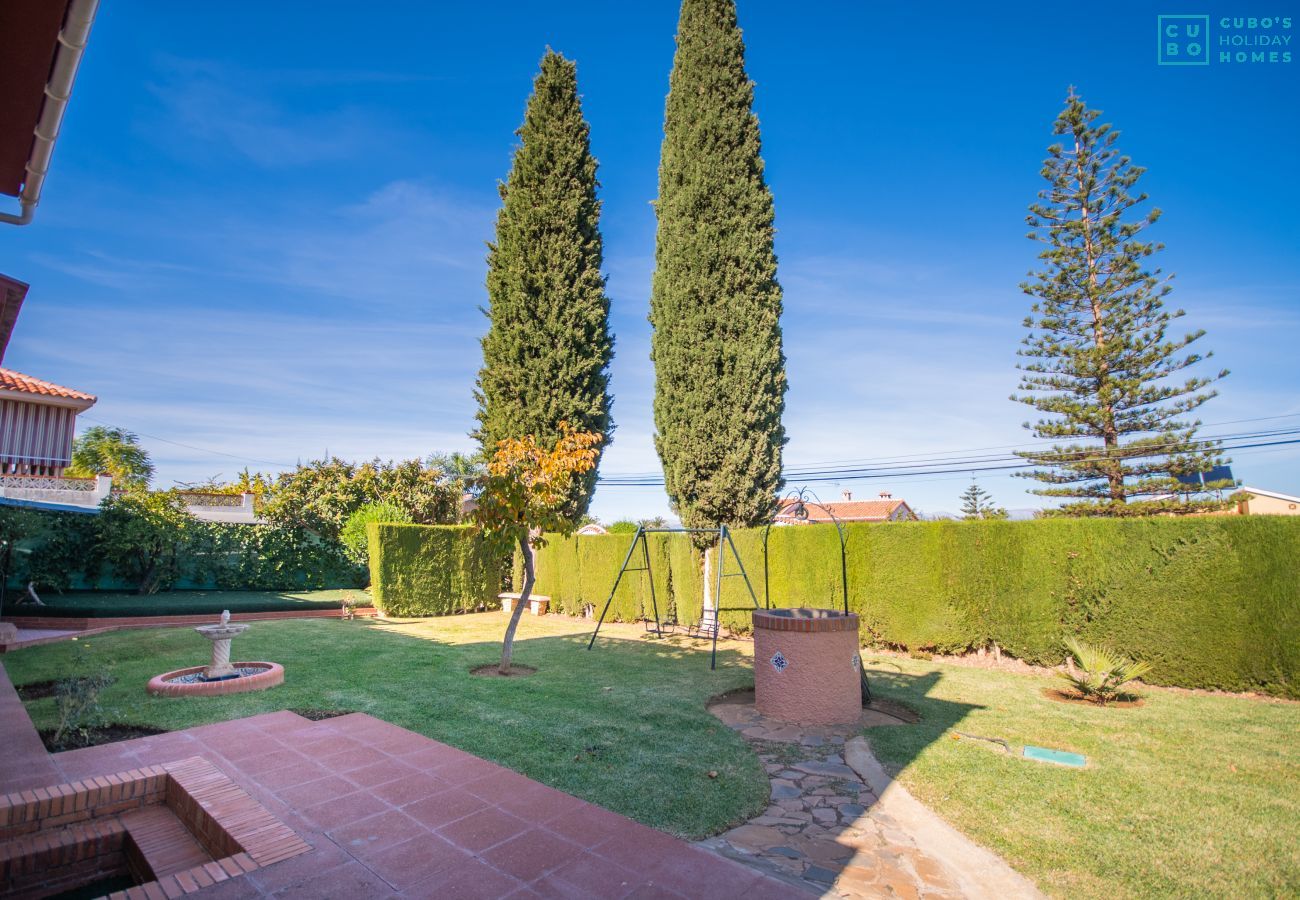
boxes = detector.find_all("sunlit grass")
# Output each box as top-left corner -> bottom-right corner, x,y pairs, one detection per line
862,655 -> 1300,898
4,613 -> 767,839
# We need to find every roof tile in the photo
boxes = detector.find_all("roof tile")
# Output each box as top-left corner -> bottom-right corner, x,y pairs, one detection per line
0,368 -> 96,402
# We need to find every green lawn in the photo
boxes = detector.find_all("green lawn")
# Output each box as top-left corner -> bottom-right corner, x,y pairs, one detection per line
1,589 -> 361,618
861,656 -> 1300,898
7,616 -> 1296,894
2,614 -> 766,840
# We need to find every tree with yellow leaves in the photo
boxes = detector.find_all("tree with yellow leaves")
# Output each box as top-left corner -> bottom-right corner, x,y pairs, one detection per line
475,423 -> 601,674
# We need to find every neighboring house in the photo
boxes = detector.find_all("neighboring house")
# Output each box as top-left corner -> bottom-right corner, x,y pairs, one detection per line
1234,487 -> 1300,516
0,277 -> 97,478
775,490 -> 918,524
576,523 -> 608,535
176,492 -> 260,524
0,367 -> 97,477
459,492 -> 478,521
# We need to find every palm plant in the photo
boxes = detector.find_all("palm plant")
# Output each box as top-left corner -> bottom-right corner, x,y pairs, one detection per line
1059,637 -> 1152,703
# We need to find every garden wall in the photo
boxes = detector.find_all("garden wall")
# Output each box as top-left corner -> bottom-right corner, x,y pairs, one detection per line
530,518 -> 1299,697
367,523 -> 501,616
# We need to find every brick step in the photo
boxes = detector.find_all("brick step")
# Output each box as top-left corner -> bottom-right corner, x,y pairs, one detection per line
120,807 -> 211,879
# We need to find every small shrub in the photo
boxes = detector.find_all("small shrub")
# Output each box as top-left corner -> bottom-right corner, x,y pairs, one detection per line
52,642 -> 112,745
1058,638 -> 1152,704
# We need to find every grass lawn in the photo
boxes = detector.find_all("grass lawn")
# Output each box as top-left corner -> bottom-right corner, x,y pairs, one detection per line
2,614 -> 767,840
7,616 -> 1296,893
862,655 -> 1300,898
1,589 -> 362,618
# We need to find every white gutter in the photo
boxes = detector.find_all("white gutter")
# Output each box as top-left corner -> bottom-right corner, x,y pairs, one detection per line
0,0 -> 99,226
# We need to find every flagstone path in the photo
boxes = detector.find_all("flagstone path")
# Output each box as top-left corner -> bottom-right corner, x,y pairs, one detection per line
703,691 -> 1037,899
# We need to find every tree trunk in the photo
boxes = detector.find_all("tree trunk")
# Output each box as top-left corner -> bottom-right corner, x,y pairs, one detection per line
500,533 -> 534,674
1074,132 -> 1124,505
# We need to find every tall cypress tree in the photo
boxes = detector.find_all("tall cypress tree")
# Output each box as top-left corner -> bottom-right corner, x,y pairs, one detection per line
1013,90 -> 1229,515
650,0 -> 786,535
475,51 -> 613,521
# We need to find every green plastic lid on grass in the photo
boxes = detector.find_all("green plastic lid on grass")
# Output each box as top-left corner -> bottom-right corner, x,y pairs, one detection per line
1023,745 -> 1086,767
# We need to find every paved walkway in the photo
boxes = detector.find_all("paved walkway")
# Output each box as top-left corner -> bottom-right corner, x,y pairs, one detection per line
1,663 -> 809,898
0,625 -> 81,653
705,691 -> 1037,900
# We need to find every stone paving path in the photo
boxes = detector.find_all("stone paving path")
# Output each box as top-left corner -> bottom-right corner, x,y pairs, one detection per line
703,691 -> 964,899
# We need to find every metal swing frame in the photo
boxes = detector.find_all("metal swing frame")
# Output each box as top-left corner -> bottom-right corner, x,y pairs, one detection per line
585,524 -> 760,670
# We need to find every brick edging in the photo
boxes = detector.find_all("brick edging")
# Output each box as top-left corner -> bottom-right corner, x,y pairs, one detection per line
147,663 -> 284,697
752,608 -> 859,633
1,756 -> 309,900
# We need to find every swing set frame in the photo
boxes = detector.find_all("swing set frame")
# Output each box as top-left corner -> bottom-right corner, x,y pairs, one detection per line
585,524 -> 760,670
584,488 -> 871,699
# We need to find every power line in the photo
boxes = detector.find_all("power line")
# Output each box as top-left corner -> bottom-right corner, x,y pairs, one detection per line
595,436 -> 1300,487
80,415 -> 295,468
597,412 -> 1300,480
597,427 -> 1300,483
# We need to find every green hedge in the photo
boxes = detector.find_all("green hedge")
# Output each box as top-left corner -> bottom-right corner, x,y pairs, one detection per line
2,508 -> 363,594
530,519 -> 1299,697
367,523 -> 502,616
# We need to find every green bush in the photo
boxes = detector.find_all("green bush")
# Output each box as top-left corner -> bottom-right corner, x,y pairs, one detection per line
95,492 -> 198,594
529,519 -> 1299,697
367,523 -> 502,616
341,501 -> 413,566
204,525 -> 362,591
2,506 -> 363,596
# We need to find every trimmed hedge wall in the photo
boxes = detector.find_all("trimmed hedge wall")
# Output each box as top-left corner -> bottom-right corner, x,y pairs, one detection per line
531,518 -> 1299,697
2,509 -> 363,594
367,523 -> 502,616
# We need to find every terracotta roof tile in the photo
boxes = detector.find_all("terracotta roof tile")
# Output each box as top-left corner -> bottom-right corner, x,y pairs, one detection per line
0,368 -> 96,403
776,498 -> 914,522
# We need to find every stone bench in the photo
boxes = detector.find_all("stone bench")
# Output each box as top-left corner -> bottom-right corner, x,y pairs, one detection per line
498,593 -> 550,616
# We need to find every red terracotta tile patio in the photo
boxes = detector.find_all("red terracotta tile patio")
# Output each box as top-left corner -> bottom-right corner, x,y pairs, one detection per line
480,827 -> 585,882
404,854 -> 526,900
362,831 -> 470,888
329,808 -> 422,859
0,662 -> 812,898
438,806 -> 532,854
403,787 -> 493,829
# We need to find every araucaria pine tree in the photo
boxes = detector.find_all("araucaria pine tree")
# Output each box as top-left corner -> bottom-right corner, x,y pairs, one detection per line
959,482 -> 1007,520
475,51 -> 613,522
1012,89 -> 1230,516
650,0 -> 786,535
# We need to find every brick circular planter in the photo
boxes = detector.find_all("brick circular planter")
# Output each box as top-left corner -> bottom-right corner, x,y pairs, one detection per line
147,662 -> 284,697
752,608 -> 861,725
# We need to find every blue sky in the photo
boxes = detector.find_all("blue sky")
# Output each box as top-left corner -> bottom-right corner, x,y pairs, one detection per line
3,2 -> 1296,520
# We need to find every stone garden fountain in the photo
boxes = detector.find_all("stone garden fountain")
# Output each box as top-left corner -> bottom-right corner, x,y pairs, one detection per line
147,611 -> 283,697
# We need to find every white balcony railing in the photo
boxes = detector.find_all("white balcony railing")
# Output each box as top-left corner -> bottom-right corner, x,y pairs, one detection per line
0,473 -> 111,506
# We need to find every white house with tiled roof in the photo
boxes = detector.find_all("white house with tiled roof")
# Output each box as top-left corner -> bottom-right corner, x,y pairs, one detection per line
0,275 -> 97,478
0,368 -> 96,476
775,490 -> 917,524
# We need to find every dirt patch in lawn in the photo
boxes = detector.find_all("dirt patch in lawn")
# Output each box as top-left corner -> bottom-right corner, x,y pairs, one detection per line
39,723 -> 169,753
291,707 -> 357,721
17,676 -> 116,701
1042,687 -> 1144,708
15,679 -> 63,700
471,663 -> 538,677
